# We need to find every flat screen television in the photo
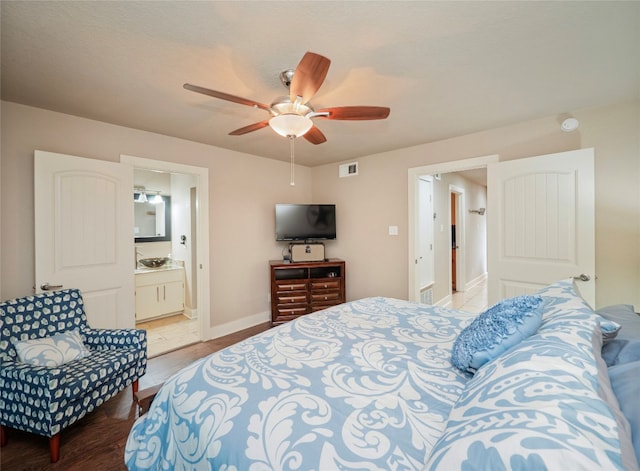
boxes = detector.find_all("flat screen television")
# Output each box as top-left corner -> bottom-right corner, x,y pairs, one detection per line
275,204 -> 336,241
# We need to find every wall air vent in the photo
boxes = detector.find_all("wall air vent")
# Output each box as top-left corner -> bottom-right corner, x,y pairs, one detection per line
339,162 -> 359,178
420,286 -> 433,305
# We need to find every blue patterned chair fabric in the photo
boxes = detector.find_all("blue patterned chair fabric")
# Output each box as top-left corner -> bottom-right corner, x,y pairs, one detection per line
0,288 -> 147,462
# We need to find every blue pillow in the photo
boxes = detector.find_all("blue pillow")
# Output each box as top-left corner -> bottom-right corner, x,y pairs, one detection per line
602,339 -> 640,367
597,304 -> 640,340
451,295 -> 544,372
608,361 -> 640,463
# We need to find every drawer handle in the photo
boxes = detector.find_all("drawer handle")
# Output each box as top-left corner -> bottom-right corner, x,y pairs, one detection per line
324,296 -> 328,300
324,284 -> 327,288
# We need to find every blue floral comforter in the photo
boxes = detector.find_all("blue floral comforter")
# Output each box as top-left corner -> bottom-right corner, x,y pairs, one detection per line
124,297 -> 473,470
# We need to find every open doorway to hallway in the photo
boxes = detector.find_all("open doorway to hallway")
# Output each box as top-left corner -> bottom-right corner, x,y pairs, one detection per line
408,155 -> 495,308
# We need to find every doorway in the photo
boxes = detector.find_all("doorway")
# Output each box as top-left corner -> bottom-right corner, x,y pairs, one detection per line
122,154 -> 211,357
450,185 -> 465,294
408,155 -> 496,305
409,148 -> 595,307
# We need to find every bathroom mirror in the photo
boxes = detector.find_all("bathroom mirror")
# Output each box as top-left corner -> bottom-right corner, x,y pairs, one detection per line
134,194 -> 171,242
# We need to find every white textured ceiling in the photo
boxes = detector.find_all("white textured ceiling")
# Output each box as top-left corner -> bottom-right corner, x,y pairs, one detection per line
2,1 -> 639,167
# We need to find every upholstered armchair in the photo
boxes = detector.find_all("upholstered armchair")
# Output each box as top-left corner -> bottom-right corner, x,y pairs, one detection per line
0,289 -> 147,462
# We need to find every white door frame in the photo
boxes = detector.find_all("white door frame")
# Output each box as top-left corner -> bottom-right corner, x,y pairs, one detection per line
121,155 -> 212,341
408,155 -> 499,302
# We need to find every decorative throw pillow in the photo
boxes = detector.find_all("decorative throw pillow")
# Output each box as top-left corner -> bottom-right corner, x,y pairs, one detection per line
14,329 -> 90,367
597,304 -> 640,340
600,319 -> 622,342
451,295 -> 544,373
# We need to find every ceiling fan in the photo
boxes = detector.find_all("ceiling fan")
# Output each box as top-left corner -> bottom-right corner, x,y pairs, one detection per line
183,51 -> 390,145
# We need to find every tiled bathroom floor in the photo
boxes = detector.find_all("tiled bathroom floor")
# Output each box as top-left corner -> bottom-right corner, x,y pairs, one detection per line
136,313 -> 200,358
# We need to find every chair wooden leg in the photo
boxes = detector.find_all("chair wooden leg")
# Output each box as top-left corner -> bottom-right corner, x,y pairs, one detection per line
132,379 -> 139,400
0,425 -> 6,447
49,433 -> 61,463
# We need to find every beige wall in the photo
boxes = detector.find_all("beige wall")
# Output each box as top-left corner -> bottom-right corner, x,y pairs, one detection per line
312,100 -> 640,310
2,99 -> 639,335
0,101 -> 312,332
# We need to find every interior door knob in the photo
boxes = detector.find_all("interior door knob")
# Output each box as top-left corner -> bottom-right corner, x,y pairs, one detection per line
573,274 -> 591,282
40,283 -> 63,291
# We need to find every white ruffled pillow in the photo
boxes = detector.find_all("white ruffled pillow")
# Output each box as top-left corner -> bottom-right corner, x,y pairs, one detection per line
14,329 -> 90,367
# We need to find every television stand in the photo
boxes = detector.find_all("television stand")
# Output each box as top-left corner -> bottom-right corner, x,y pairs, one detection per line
269,258 -> 345,325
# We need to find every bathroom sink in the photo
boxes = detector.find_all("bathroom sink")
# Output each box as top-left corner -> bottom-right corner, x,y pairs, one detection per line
138,257 -> 170,269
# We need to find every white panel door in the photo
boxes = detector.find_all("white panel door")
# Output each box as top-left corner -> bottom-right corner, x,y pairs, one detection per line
417,177 -> 434,292
488,148 -> 595,306
35,150 -> 134,328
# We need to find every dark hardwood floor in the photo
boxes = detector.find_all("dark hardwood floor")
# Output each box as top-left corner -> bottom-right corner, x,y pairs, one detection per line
0,322 -> 271,471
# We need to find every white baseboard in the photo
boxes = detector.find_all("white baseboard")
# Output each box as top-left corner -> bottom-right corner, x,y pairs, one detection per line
206,310 -> 271,340
434,294 -> 452,307
183,307 -> 197,319
465,272 -> 488,291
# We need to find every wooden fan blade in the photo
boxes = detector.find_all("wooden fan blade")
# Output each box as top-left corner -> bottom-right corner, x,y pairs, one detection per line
289,52 -> 331,105
303,125 -> 327,145
229,120 -> 270,136
316,106 -> 390,120
184,83 -> 270,111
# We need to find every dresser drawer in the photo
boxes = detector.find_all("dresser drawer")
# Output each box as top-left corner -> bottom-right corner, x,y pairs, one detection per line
310,291 -> 341,303
273,314 -> 305,325
274,305 -> 308,317
270,259 -> 345,326
277,293 -> 307,305
276,280 -> 308,292
310,303 -> 340,312
310,279 -> 341,291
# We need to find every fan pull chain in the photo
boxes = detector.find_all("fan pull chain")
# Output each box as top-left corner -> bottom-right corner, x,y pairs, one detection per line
289,135 -> 295,186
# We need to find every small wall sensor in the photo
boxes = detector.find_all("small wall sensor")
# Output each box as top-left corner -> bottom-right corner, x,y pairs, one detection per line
561,117 -> 579,132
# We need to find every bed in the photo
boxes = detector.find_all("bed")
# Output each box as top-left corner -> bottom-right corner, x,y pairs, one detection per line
125,279 -> 640,470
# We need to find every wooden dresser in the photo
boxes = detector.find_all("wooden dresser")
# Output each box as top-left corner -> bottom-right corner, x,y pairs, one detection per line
269,258 -> 346,325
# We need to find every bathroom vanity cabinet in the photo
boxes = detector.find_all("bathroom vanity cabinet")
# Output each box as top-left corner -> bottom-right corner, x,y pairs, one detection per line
135,266 -> 184,321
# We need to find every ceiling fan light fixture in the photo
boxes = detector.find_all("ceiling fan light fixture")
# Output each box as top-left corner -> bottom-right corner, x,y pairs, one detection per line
269,113 -> 313,138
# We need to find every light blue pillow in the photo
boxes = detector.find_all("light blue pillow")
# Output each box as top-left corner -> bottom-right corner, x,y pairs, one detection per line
13,329 -> 90,367
451,295 -> 544,372
597,304 -> 639,340
603,339 -> 640,367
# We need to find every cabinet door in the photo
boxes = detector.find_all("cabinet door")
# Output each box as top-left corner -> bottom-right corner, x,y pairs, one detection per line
162,281 -> 184,314
135,284 -> 165,320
